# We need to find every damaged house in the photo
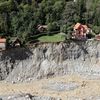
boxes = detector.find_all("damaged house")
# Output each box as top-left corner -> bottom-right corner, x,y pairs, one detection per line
72,23 -> 90,40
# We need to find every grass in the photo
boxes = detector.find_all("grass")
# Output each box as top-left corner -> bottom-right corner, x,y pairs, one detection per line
38,34 -> 66,42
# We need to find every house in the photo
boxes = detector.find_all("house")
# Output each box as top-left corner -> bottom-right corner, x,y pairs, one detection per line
0,37 -> 6,51
11,38 -> 21,47
72,23 -> 90,40
37,25 -> 48,32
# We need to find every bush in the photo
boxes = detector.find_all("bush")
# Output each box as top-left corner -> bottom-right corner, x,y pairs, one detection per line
47,22 -> 60,33
60,24 -> 73,40
60,25 -> 67,33
92,25 -> 100,35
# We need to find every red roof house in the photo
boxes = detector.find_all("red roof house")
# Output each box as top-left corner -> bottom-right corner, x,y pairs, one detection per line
72,23 -> 89,39
0,38 -> 6,51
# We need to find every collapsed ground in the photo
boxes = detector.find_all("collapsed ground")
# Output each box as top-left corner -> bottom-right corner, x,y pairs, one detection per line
0,40 -> 100,100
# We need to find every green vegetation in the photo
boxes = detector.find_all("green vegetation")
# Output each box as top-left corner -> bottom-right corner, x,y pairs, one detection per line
0,0 -> 100,44
38,34 -> 66,42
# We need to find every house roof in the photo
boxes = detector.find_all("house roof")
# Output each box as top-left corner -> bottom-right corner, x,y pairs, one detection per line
0,38 -> 6,43
37,25 -> 47,31
11,37 -> 21,44
74,23 -> 81,30
82,25 -> 88,30
74,23 -> 89,30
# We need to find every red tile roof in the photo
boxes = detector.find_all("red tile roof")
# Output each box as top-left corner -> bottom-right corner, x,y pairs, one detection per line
74,23 -> 88,29
82,25 -> 88,30
74,23 -> 81,30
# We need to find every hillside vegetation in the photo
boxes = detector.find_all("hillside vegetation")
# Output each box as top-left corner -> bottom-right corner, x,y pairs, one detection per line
0,0 -> 100,43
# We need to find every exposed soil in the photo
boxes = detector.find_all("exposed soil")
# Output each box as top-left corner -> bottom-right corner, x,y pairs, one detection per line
0,74 -> 100,100
0,41 -> 100,100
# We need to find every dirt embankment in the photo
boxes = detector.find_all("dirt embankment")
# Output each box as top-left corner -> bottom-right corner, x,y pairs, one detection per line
0,40 -> 100,99
0,40 -> 100,83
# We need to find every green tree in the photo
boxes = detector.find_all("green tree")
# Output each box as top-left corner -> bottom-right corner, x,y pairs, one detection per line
62,1 -> 78,25
76,0 -> 87,23
47,22 -> 60,35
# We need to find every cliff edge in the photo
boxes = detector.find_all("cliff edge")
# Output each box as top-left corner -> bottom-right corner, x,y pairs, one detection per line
0,40 -> 100,83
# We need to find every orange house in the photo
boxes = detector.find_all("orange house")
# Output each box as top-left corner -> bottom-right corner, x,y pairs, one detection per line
72,23 -> 89,39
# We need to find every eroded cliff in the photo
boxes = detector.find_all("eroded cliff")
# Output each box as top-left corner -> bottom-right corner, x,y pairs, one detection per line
0,40 -> 100,83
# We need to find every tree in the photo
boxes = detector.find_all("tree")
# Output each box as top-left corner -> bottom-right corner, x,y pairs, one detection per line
75,0 -> 87,23
10,4 -> 35,42
0,0 -> 100,43
61,1 -> 78,25
47,22 -> 60,34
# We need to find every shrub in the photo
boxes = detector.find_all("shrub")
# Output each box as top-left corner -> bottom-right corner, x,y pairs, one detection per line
92,25 -> 100,35
60,25 -> 67,33
60,25 -> 73,40
47,22 -> 60,33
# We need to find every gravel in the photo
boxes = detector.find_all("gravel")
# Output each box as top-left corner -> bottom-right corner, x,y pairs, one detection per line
43,82 -> 79,92
0,94 -> 61,100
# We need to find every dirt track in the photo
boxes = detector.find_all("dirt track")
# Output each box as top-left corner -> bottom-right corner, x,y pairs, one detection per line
0,74 -> 100,100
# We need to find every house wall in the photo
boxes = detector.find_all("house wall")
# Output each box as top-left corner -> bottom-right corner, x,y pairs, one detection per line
0,43 -> 6,50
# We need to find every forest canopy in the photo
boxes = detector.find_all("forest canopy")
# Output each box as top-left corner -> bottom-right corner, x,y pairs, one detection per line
0,0 -> 100,43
